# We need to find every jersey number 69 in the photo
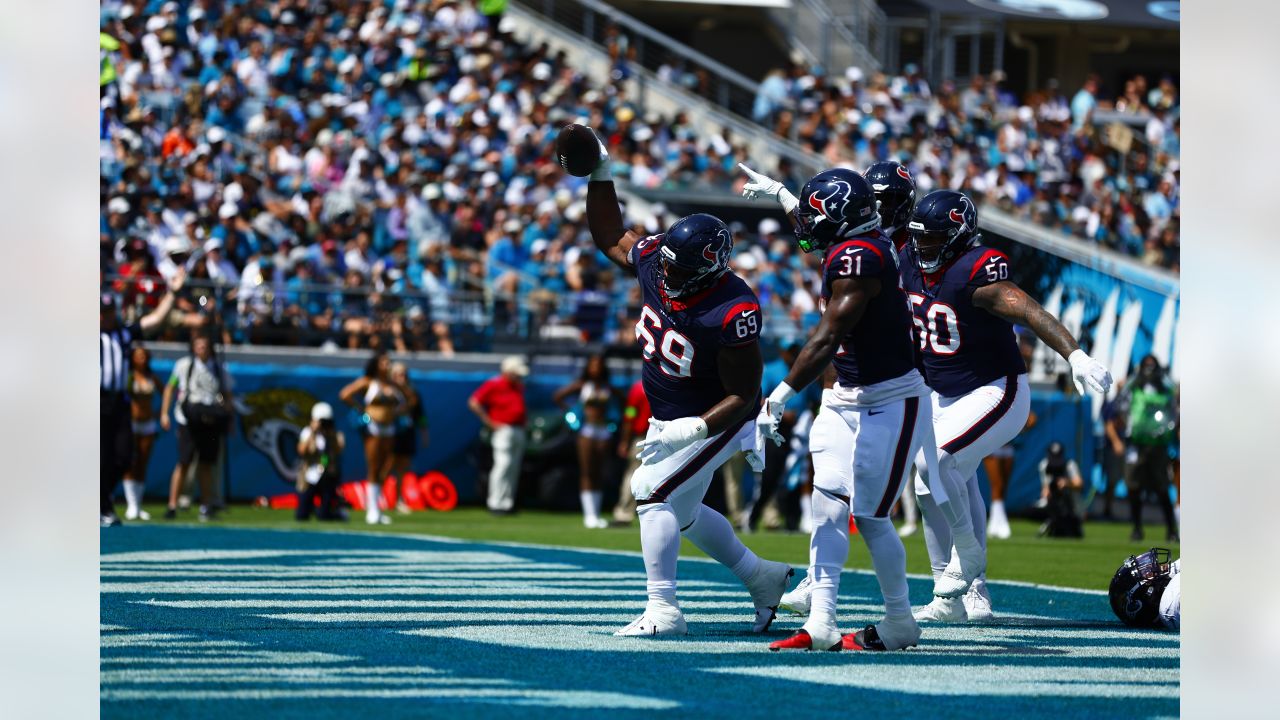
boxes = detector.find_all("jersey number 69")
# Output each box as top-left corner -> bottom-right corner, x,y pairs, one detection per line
637,306 -> 695,377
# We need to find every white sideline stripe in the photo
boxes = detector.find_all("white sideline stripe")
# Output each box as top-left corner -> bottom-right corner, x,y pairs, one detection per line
100,569 -> 633,580
175,524 -> 1107,595
129,587 -> 756,600
100,652 -> 356,665
99,624 -> 129,632
100,634 -> 250,648
100,687 -> 680,708
103,571 -> 693,584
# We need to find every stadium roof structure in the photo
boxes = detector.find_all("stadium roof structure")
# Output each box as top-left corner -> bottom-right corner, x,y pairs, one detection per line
897,0 -> 1180,28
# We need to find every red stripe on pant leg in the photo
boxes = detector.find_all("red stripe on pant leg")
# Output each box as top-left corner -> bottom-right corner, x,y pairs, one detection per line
874,396 -> 919,518
940,375 -> 1018,456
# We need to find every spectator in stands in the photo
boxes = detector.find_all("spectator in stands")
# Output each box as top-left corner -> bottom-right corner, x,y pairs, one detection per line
1101,379 -> 1128,520
160,332 -> 234,522
339,351 -> 406,525
612,377 -> 649,525
1071,75 -> 1100,131
296,402 -> 347,522
1038,441 -> 1085,538
469,356 -> 530,515
122,346 -> 160,522
553,354 -> 617,529
389,361 -> 429,514
1116,355 -> 1179,542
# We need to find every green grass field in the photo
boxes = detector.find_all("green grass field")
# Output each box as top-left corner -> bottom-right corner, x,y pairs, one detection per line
140,503 -> 1174,589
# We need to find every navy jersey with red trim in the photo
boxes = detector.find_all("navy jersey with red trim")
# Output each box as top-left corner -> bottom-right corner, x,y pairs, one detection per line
628,235 -> 762,421
819,231 -> 917,387
898,244 -> 1027,397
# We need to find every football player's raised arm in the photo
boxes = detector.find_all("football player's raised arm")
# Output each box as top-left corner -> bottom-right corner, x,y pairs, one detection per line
971,281 -> 1079,360
585,130 -> 640,270
704,340 -> 764,435
785,276 -> 879,391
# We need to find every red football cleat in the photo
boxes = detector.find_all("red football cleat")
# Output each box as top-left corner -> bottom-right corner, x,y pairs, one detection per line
768,629 -> 841,652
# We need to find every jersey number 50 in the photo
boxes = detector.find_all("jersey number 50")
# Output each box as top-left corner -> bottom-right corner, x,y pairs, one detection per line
908,294 -> 961,355
637,306 -> 694,377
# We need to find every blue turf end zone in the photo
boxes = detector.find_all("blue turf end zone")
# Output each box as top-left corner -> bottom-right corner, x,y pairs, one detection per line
101,526 -> 1179,719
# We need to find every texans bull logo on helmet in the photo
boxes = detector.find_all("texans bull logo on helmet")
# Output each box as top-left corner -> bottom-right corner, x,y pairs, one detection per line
808,178 -> 853,222
701,228 -> 732,267
948,195 -> 976,233
897,165 -> 912,181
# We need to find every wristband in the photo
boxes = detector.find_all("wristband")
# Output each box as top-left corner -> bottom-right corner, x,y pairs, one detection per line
779,189 -> 799,214
768,382 -> 797,408
1067,349 -> 1089,366
589,158 -> 613,182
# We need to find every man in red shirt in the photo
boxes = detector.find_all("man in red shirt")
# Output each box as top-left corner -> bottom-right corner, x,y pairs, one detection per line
468,356 -> 530,514
611,379 -> 650,524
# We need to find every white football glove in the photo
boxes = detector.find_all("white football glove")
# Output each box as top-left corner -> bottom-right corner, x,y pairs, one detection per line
585,126 -> 612,182
635,416 -> 708,465
1068,349 -> 1113,396
756,383 -> 797,447
738,163 -> 799,214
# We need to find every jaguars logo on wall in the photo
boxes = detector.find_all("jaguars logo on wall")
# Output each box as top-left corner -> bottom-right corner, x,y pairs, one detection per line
236,388 -> 322,484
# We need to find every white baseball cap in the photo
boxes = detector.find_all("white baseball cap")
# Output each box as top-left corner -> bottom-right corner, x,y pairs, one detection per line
500,356 -> 530,378
311,402 -> 334,421
164,236 -> 193,256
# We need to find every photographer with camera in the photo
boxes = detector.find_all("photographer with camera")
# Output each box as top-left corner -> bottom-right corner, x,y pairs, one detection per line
296,402 -> 347,522
160,332 -> 235,521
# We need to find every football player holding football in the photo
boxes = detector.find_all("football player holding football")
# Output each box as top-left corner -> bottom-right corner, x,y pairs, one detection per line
741,163 -> 939,652
586,130 -> 792,637
900,190 -> 1112,622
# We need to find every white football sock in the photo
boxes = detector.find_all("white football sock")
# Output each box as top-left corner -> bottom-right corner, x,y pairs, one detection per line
579,490 -> 597,522
799,492 -> 814,532
916,490 -> 952,578
807,488 -> 850,629
682,505 -> 756,582
123,479 -> 144,515
366,481 -> 381,521
855,515 -> 912,618
965,473 -> 989,582
590,490 -> 603,519
637,502 -> 680,608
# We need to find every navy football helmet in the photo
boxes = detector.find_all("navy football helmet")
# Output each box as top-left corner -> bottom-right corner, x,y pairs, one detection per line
1109,547 -> 1174,628
864,161 -> 916,231
792,168 -> 880,253
906,189 -> 980,273
658,213 -> 733,298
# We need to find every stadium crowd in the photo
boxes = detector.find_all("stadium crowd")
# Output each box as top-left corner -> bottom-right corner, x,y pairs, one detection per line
98,0 -> 1177,354
752,64 -> 1179,271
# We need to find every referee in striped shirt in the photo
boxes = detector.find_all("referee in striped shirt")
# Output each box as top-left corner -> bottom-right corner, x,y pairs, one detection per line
100,268 -> 187,526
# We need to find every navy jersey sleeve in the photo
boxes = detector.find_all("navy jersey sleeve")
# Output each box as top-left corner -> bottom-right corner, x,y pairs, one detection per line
717,297 -> 762,347
628,234 -> 663,271
824,239 -> 887,286
964,248 -> 1013,290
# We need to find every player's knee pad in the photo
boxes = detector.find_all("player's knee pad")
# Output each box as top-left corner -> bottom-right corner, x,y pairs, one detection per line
853,514 -> 895,539
811,486 -> 850,526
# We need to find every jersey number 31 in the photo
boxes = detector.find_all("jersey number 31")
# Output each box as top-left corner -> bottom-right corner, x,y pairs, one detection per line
637,306 -> 694,377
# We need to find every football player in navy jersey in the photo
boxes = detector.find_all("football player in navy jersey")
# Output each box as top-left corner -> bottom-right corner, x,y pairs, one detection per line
864,160 -> 917,250
741,164 -> 940,652
900,190 -> 1112,622
584,130 -> 793,637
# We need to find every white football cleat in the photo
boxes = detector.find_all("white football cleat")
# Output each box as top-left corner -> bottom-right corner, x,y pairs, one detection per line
963,582 -> 995,622
746,560 -> 794,632
779,573 -> 813,616
615,602 -> 687,637
897,522 -> 918,538
913,595 -> 968,623
124,508 -> 151,521
932,537 -> 986,598
583,517 -> 610,529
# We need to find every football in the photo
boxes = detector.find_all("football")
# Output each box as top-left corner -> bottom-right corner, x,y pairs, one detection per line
555,123 -> 601,177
